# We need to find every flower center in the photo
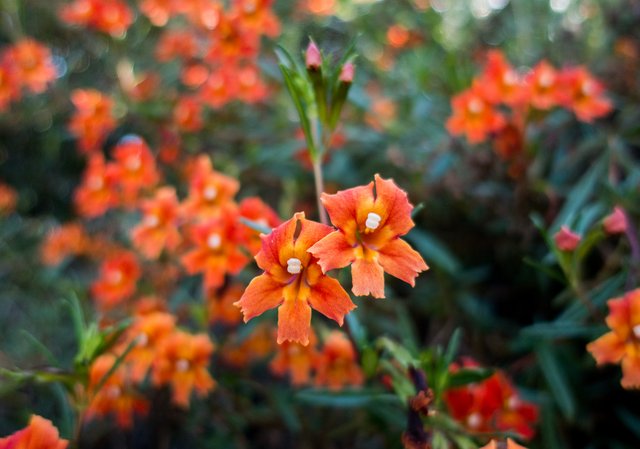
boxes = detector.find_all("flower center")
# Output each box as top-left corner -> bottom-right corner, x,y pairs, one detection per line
507,396 -> 519,409
467,98 -> 484,114
176,359 -> 190,372
108,269 -> 123,284
106,385 -> 121,399
581,80 -> 594,96
365,212 -> 382,230
287,258 -> 302,274
207,233 -> 221,249
88,175 -> 104,190
137,333 -> 148,347
125,155 -> 141,171
538,71 -> 554,88
467,413 -> 481,429
633,324 -> 640,339
144,214 -> 159,227
203,185 -> 218,200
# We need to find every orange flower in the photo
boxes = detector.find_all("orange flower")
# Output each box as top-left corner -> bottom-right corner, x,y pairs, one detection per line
308,174 -> 428,298
553,225 -> 581,252
235,212 -> 356,345
4,39 -> 57,94
232,0 -> 281,37
479,439 -> 528,449
108,135 -> 160,206
207,284 -> 245,326
587,289 -> 640,389
86,354 -> 148,428
181,207 -> 249,290
238,196 -> 281,255
314,331 -> 363,390
68,89 -> 117,154
60,0 -> 133,37
305,0 -> 336,16
74,154 -> 118,217
173,96 -> 204,132
0,415 -> 68,449
477,50 -> 527,106
181,155 -> 239,219
221,323 -> 274,367
270,328 -> 318,386
0,182 -> 17,215
155,30 -> 199,62
199,67 -> 238,108
0,61 -> 20,111
91,250 -> 141,309
558,66 -> 612,123
205,13 -> 260,63
446,82 -> 506,144
603,206 -> 627,235
180,0 -> 223,30
125,312 -> 176,382
131,186 -> 182,259
236,64 -> 268,104
40,222 -> 90,266
387,24 -> 410,49
525,60 -> 561,110
152,330 -> 215,407
140,0 -> 178,27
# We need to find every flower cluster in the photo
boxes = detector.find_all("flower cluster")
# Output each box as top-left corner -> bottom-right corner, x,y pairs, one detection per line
446,50 -> 612,163
444,359 -> 539,441
0,39 -> 57,112
235,174 -> 428,345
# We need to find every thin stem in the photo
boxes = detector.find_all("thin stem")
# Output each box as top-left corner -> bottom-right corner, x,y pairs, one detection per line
312,157 -> 328,225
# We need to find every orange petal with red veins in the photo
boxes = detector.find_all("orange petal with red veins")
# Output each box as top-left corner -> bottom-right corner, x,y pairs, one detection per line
277,298 -> 312,345
294,215 -> 334,254
621,353 -> 640,389
378,238 -> 428,286
308,275 -> 356,325
234,274 -> 284,321
351,258 -> 385,298
373,174 -> 415,236
307,231 -> 355,273
321,183 -> 374,235
255,213 -> 299,271
587,332 -> 625,365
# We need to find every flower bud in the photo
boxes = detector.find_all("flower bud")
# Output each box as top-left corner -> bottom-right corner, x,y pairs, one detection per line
554,225 -> 581,252
339,62 -> 355,83
603,206 -> 627,235
305,41 -> 322,70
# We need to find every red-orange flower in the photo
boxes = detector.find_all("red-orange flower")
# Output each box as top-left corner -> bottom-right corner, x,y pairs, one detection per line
0,182 -> 18,215
152,330 -> 216,407
91,250 -> 141,309
131,186 -> 182,259
232,0 -> 281,37
207,284 -> 245,326
477,50 -> 527,106
155,30 -> 199,62
60,0 -> 133,37
74,154 -> 118,217
314,331 -> 363,390
308,175 -> 428,298
221,323 -> 274,367
140,0 -> 178,26
554,225 -> 581,252
3,39 -> 57,94
205,13 -> 260,63
86,354 -> 148,428
587,289 -> 640,389
199,67 -> 238,108
181,207 -> 249,290
0,415 -> 68,449
446,82 -> 506,144
0,61 -> 20,111
525,60 -> 561,110
68,89 -> 117,154
270,328 -> 318,386
173,96 -> 204,132
238,196 -> 281,255
41,222 -> 90,266
235,212 -> 356,345
108,135 -> 160,206
558,66 -> 612,123
181,155 -> 239,219
479,439 -> 528,449
125,312 -> 176,382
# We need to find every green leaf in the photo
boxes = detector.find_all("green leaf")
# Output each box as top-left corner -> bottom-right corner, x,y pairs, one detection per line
520,322 -> 595,339
93,340 -> 137,394
406,229 -> 461,276
523,256 -> 567,284
444,328 -> 462,368
447,368 -> 494,388
296,389 -> 400,408
279,63 -> 316,158
20,329 -> 60,368
239,217 -> 273,235
376,336 -> 417,368
536,344 -> 575,420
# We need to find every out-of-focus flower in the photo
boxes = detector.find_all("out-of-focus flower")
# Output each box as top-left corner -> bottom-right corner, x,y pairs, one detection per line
152,330 -> 215,407
199,67 -> 238,108
304,0 -> 336,16
0,62 -> 20,111
87,354 -> 148,428
173,96 -> 204,132
41,222 -> 91,266
155,30 -> 200,62
60,0 -> 133,37
131,187 -> 182,259
493,122 -> 524,161
221,323 -> 274,367
308,175 -> 428,298
231,0 -> 281,37
479,439 -> 528,449
553,226 -> 581,252
314,331 -> 363,390
270,328 -> 318,386
587,289 -> 640,389
207,283 -> 245,326
181,155 -> 239,219
74,154 -> 118,217
0,415 -> 68,449
558,66 -> 612,122
236,64 -> 268,103
181,0 -> 223,30
235,212 -> 356,345
91,250 -> 141,309
125,312 -> 176,382
238,196 -> 281,255
140,0 -> 178,27
181,63 -> 210,89
525,60 -> 561,110
477,50 -> 527,106
205,13 -> 260,63
108,136 -> 160,206
68,89 -> 117,155
386,25 -> 410,49
3,39 -> 57,94
181,207 -> 249,290
446,82 -> 506,144
0,182 -> 17,215
603,206 -> 627,235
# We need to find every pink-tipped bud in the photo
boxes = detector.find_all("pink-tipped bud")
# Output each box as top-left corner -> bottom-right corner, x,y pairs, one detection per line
339,62 -> 355,83
603,206 -> 627,235
554,226 -> 581,252
305,41 -> 322,70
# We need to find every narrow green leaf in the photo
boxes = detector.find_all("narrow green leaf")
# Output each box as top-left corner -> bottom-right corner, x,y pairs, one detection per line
296,389 -> 399,408
536,344 -> 575,420
239,217 -> 273,235
94,340 -> 136,394
406,229 -> 461,275
20,330 -> 60,368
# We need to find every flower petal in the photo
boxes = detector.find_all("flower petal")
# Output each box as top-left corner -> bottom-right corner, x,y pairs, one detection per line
378,238 -> 428,286
234,274 -> 283,322
308,275 -> 356,326
373,174 -> 415,237
307,230 -> 356,273
621,353 -> 640,389
587,332 -> 626,365
277,298 -> 312,345
351,258 -> 385,298
321,183 -> 374,235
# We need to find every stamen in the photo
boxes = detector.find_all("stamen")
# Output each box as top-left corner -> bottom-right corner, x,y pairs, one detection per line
108,270 -> 123,284
126,155 -> 141,171
365,212 -> 382,230
106,385 -> 121,399
468,98 -> 484,114
144,214 -> 159,227
137,333 -> 148,347
582,80 -> 594,96
507,396 -> 519,409
467,413 -> 481,429
176,359 -> 190,372
203,186 -> 218,200
207,233 -> 221,249
633,324 -> 640,339
287,258 -> 302,274
503,70 -> 517,86
539,71 -> 554,88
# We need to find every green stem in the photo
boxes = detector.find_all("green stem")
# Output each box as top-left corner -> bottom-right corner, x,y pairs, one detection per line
312,157 -> 328,225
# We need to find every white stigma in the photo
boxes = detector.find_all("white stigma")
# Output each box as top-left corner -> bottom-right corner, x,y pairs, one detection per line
176,359 -> 190,372
108,269 -> 123,284
539,71 -> 554,88
468,98 -> 484,114
137,333 -> 148,347
467,413 -> 481,429
106,385 -> 121,399
207,233 -> 221,249
582,80 -> 594,96
287,258 -> 302,274
503,70 -> 518,86
203,186 -> 218,200
365,212 -> 382,230
126,155 -> 141,171
507,396 -> 519,409
88,176 -> 104,190
633,324 -> 640,339
144,214 -> 159,227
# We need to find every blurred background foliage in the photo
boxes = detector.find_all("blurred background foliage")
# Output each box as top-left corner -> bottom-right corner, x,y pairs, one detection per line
1,0 -> 640,448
